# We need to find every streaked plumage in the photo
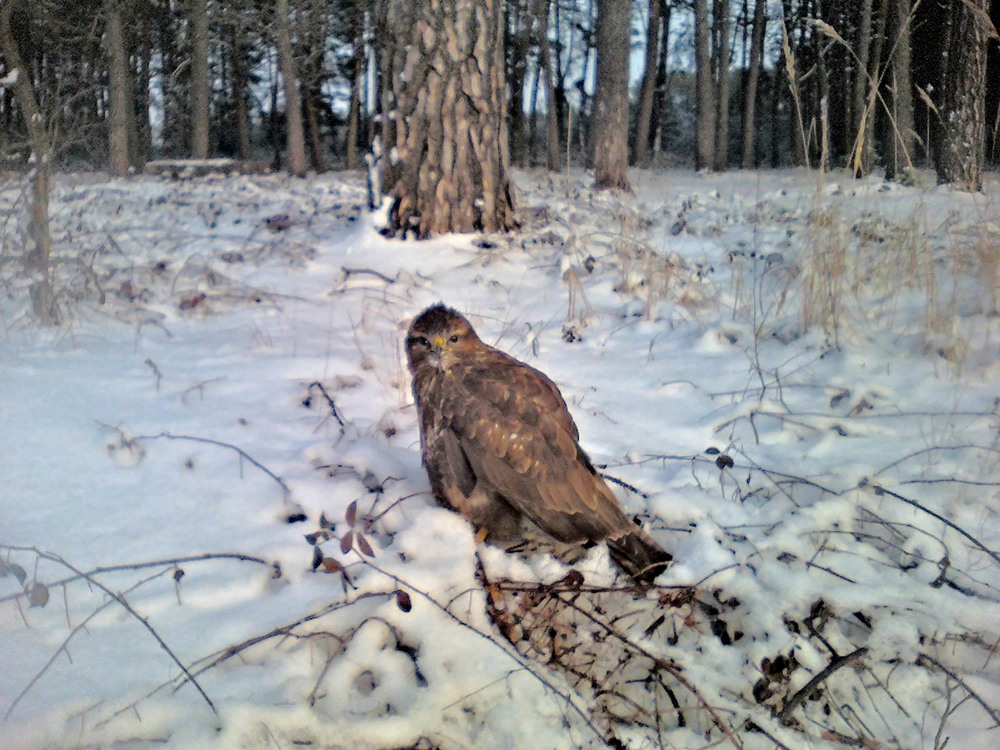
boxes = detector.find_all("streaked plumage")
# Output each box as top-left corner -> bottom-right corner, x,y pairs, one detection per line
405,304 -> 670,582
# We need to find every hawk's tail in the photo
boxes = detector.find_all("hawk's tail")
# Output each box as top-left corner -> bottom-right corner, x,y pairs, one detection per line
607,527 -> 672,583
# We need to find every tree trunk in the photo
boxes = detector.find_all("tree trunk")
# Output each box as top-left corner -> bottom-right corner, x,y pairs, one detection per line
694,0 -> 716,169
105,0 -> 132,175
345,0 -> 365,170
276,0 -> 308,177
590,0 -> 631,189
535,0 -> 561,171
189,0 -> 210,158
885,0 -> 914,180
228,16 -> 253,162
933,0 -> 989,190
741,0 -> 766,168
712,0 -> 731,170
633,0 -> 663,167
850,0 -> 874,176
507,0 -> 531,166
382,0 -> 516,237
0,0 -> 57,325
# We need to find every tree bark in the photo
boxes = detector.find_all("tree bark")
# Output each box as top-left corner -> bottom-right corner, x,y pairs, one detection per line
741,0 -> 766,168
105,0 -> 132,175
276,0 -> 308,176
345,0 -> 365,170
933,0 -> 989,190
590,0 -> 631,190
382,0 -> 516,237
535,0 -> 561,171
712,0 -> 731,170
850,0 -> 874,176
633,0 -> 663,167
0,0 -> 57,324
885,0 -> 914,180
694,0 -> 716,169
507,0 -> 531,166
189,0 -> 210,158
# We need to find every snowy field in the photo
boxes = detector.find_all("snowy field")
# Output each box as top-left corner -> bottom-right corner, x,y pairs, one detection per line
2,167 -> 1000,749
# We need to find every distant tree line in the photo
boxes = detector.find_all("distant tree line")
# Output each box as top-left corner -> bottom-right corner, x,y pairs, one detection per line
0,0 -> 997,233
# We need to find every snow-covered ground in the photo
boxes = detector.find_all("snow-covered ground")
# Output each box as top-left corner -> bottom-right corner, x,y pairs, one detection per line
2,168 -> 999,749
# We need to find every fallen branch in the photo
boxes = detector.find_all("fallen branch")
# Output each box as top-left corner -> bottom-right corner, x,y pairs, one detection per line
777,647 -> 868,726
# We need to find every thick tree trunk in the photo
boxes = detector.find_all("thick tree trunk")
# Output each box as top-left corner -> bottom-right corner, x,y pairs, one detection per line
885,0 -> 914,180
382,0 -> 516,237
105,0 -> 132,175
590,0 -> 631,190
633,0 -> 663,167
933,0 -> 989,190
694,0 -> 716,169
741,0 -> 766,168
276,0 -> 308,177
189,0 -> 210,158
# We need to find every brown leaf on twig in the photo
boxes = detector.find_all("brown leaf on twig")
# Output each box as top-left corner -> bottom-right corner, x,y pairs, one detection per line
340,531 -> 354,554
396,590 -> 412,612
28,582 -> 49,608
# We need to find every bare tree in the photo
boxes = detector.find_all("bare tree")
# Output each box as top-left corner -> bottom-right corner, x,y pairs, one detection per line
380,0 -> 515,237
105,0 -> 133,175
189,0 -> 211,158
634,0 -> 665,168
694,0 -> 716,169
276,0 -> 307,176
741,0 -> 766,168
590,0 -> 631,189
0,0 -> 57,324
534,0 -> 561,172
712,0 -> 731,170
884,0 -> 914,180
932,0 -> 991,190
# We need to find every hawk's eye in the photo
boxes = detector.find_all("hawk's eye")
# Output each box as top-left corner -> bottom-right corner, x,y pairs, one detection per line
409,335 -> 430,349
449,334 -> 460,343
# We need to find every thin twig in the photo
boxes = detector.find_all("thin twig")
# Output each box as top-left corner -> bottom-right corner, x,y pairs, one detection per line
777,647 -> 868,726
867,482 -> 1000,567
6,547 -> 217,717
917,652 -> 1000,728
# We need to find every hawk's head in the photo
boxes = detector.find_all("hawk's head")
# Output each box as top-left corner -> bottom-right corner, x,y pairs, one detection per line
406,304 -> 481,372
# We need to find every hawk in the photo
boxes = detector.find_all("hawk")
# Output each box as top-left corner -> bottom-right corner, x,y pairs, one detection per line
405,304 -> 671,582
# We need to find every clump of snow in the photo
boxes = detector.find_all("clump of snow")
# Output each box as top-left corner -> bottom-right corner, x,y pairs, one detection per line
2,168 -> 1000,748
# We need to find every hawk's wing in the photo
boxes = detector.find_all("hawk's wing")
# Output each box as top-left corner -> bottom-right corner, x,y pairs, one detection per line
440,349 -> 634,544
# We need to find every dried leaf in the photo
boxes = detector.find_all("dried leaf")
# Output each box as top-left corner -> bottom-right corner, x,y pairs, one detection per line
345,500 -> 358,527
28,582 -> 49,608
173,568 -> 185,582
311,545 -> 324,571
716,454 -> 735,470
396,590 -> 412,613
271,561 -> 283,579
321,557 -> 343,573
357,534 -> 375,558
361,471 -> 383,493
9,563 -> 27,586
340,530 -> 354,554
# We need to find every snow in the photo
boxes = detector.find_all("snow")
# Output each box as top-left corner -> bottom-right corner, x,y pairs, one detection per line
2,167 -> 1000,748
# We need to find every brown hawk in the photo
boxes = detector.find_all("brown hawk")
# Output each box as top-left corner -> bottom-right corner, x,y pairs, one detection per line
405,304 -> 671,582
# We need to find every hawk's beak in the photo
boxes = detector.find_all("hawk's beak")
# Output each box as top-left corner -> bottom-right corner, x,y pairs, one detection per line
432,335 -> 446,352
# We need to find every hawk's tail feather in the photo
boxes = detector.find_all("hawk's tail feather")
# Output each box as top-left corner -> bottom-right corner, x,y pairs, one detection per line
607,528 -> 672,583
